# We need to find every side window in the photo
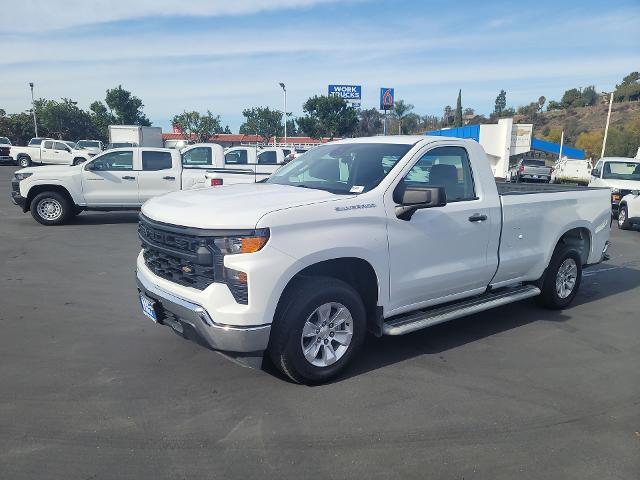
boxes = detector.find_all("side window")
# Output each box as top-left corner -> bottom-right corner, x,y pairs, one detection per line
225,150 -> 248,165
43,140 -> 54,149
403,146 -> 476,202
182,147 -> 212,166
592,160 -> 603,177
142,151 -> 173,171
54,141 -> 69,151
88,151 -> 133,171
257,151 -> 277,164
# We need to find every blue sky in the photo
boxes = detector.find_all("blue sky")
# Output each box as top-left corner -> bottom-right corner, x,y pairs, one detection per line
1,0 -> 639,132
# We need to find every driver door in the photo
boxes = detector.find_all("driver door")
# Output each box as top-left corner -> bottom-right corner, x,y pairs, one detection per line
81,150 -> 139,206
53,141 -> 73,165
385,144 -> 499,315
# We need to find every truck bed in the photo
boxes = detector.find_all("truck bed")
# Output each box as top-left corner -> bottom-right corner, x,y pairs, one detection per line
496,182 -> 600,195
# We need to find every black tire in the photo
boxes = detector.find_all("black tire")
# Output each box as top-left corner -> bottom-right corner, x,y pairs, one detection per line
30,191 -> 73,226
72,158 -> 84,166
268,276 -> 366,385
18,155 -> 31,168
617,205 -> 631,230
536,245 -> 582,309
516,174 -> 522,183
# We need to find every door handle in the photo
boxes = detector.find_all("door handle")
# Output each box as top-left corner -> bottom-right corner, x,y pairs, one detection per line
162,176 -> 176,180
468,214 -> 487,222
121,176 -> 136,180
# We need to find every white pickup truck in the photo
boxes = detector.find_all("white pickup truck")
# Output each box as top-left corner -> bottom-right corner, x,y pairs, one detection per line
205,146 -> 287,186
11,143 -> 284,225
11,138 -> 94,168
135,136 -> 611,384
588,157 -> 640,217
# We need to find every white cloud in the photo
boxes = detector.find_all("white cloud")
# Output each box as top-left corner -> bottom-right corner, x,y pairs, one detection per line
5,0 -> 351,32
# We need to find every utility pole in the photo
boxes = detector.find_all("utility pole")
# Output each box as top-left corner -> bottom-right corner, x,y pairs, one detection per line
558,130 -> 564,160
600,92 -> 613,158
279,83 -> 287,146
29,82 -> 38,137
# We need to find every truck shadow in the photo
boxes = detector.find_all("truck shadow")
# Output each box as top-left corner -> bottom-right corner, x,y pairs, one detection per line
333,265 -> 640,383
68,212 -> 140,225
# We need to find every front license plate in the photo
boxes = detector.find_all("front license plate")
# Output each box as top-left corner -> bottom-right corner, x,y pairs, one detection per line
139,294 -> 158,322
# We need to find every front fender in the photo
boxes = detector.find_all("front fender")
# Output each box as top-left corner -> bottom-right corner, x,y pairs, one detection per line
22,179 -> 84,205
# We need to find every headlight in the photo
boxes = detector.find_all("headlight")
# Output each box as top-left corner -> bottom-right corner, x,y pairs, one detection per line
14,173 -> 33,181
212,229 -> 270,255
610,188 -> 620,193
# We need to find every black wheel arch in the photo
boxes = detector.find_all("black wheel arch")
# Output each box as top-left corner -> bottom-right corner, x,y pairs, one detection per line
25,185 -> 76,212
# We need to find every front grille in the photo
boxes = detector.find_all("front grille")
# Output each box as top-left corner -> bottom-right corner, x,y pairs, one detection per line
0,146 -> 10,157
143,248 -> 215,290
11,181 -> 20,194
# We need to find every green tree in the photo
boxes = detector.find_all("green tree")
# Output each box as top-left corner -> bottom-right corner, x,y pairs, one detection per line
0,111 -> 35,145
613,71 -> 640,102
356,108 -> 383,137
104,85 -> 151,126
172,111 -> 224,142
537,96 -> 546,111
494,90 -> 507,116
401,112 -> 422,134
561,88 -> 582,108
463,107 -> 475,116
286,119 -> 298,137
581,86 -> 598,107
297,95 -> 358,139
442,105 -> 453,126
35,98 -> 95,140
575,131 -> 603,159
239,106 -> 283,142
546,100 -> 562,111
393,99 -> 414,134
454,89 -> 463,127
89,101 -> 116,142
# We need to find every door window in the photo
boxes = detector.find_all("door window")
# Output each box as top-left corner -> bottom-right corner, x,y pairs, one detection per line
182,147 -> 212,166
403,146 -> 476,202
225,150 -> 248,165
257,151 -> 277,164
43,140 -> 53,149
142,151 -> 173,171
88,151 -> 133,171
54,141 -> 69,151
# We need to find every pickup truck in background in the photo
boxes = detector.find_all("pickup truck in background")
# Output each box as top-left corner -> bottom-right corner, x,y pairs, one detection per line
10,139 -> 93,168
205,146 -> 287,186
76,139 -> 104,155
588,157 -> 640,216
135,135 -> 611,384
618,190 -> 640,230
551,157 -> 592,185
507,158 -> 552,183
11,143 -> 285,225
0,137 -> 12,165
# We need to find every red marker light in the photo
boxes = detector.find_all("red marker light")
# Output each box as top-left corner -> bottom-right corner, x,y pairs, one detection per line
210,178 -> 223,187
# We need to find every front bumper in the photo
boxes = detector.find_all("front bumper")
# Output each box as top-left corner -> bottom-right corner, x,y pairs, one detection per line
11,181 -> 26,209
0,155 -> 14,164
136,269 -> 271,354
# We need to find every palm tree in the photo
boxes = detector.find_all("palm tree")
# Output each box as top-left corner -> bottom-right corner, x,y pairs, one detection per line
393,100 -> 414,134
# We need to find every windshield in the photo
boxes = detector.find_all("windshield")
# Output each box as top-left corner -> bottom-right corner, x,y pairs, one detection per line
523,159 -> 546,167
78,140 -> 100,148
266,143 -> 413,194
602,161 -> 640,181
108,142 -> 134,149
64,141 -> 77,149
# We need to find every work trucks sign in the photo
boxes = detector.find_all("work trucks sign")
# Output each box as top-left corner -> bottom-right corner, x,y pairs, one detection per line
328,85 -> 361,108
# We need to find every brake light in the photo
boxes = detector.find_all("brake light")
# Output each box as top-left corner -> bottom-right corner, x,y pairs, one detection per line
519,165 -> 524,172
210,178 -> 223,187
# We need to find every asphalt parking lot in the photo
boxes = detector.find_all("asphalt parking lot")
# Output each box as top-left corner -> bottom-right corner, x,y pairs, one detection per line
0,164 -> 638,479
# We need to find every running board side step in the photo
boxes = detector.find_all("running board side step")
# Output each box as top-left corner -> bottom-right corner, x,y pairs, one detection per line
382,285 -> 541,336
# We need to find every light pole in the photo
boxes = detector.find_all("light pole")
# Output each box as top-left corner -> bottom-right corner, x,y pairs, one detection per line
279,82 -> 287,146
29,82 -> 38,137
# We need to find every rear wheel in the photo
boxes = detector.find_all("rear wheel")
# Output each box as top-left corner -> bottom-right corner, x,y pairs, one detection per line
268,277 -> 366,385
536,245 -> 582,309
30,191 -> 73,225
618,205 -> 631,230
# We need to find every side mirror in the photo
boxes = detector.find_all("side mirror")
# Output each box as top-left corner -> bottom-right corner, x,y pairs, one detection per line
65,147 -> 72,153
591,169 -> 600,177
631,190 -> 640,196
84,162 -> 95,171
394,183 -> 446,220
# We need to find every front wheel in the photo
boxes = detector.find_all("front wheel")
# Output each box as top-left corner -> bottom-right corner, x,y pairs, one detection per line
268,277 -> 366,385
618,205 -> 631,230
18,156 -> 32,168
536,245 -> 582,309
30,191 -> 73,225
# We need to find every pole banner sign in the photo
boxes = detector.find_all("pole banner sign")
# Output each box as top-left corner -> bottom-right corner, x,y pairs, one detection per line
380,87 -> 394,110
328,85 -> 361,107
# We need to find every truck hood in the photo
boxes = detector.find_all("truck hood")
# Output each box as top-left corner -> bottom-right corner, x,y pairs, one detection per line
17,164 -> 81,177
599,179 -> 640,190
141,183 -> 352,229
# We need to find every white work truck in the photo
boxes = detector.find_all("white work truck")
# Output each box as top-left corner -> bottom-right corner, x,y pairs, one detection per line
205,146 -> 286,186
588,157 -> 640,216
10,139 -> 94,168
135,136 -> 611,384
11,143 -> 285,225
